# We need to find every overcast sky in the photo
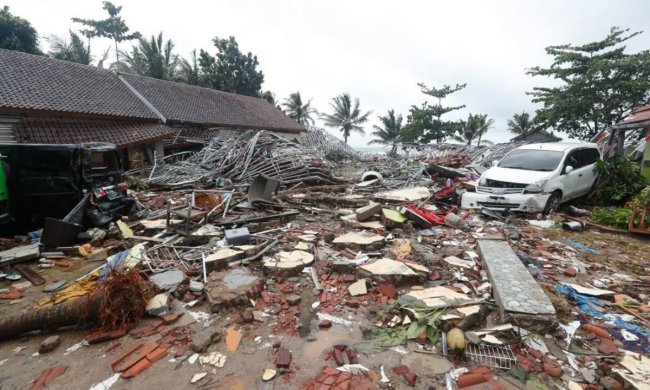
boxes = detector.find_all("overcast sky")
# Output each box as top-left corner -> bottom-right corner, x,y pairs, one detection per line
5,0 -> 650,147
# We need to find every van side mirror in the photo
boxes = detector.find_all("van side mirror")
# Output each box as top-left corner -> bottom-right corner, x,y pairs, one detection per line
492,160 -> 499,167
565,166 -> 574,174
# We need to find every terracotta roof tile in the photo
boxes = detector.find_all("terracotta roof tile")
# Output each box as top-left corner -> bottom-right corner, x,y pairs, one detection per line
120,73 -> 306,133
14,118 -> 174,148
0,49 -> 157,119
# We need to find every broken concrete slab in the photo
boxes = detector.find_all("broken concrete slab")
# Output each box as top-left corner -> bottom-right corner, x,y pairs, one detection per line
381,208 -> 407,227
348,279 -> 367,296
145,294 -> 170,317
263,250 -> 314,276
374,186 -> 431,202
191,329 -> 222,353
400,353 -> 453,376
355,203 -> 382,222
43,280 -> 67,293
399,286 -> 476,309
205,268 -> 263,313
204,248 -> 244,270
360,258 -> 417,277
39,335 -> 61,354
150,270 -> 184,290
478,240 -> 556,330
332,231 -> 384,249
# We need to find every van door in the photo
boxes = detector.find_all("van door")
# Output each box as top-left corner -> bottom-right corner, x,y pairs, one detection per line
572,148 -> 600,197
561,150 -> 583,200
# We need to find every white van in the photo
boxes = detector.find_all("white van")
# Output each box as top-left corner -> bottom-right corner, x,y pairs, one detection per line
461,143 -> 601,214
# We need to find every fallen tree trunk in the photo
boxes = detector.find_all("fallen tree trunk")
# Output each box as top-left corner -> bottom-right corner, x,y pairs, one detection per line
0,294 -> 102,341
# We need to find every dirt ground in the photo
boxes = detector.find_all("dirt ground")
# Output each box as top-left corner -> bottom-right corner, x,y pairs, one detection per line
0,218 -> 648,390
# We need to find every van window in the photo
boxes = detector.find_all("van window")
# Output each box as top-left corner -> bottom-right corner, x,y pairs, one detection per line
498,149 -> 564,172
581,149 -> 600,166
89,151 -> 119,173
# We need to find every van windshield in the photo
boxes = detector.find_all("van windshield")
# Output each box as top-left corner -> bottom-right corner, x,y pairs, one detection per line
498,150 -> 564,172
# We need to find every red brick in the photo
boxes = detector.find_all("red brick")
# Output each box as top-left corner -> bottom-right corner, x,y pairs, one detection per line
376,283 -> 397,299
404,371 -> 418,386
322,375 -> 336,385
345,348 -> 358,364
543,361 -> 563,378
333,348 -> 346,366
319,320 -> 333,329
598,339 -> 618,355
275,348 -> 292,368
393,365 -> 410,375
322,366 -> 340,376
564,267 -> 578,277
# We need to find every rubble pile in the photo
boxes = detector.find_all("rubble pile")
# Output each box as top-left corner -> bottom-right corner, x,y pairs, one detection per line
301,127 -> 362,161
144,130 -> 342,187
0,149 -> 648,390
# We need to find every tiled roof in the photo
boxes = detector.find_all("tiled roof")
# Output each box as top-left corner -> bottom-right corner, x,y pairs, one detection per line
511,129 -> 562,142
617,105 -> 650,126
14,118 -> 174,148
0,49 -> 157,120
120,73 -> 306,133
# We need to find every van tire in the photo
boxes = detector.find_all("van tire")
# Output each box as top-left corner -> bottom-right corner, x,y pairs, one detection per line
544,192 -> 561,215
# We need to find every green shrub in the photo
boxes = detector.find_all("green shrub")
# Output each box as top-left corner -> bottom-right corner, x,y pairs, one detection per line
593,157 -> 648,204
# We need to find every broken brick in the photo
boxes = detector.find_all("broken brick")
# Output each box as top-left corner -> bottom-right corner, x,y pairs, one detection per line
376,283 -> 397,299
275,348 -> 292,368
404,371 -> 417,386
318,320 -> 332,329
333,348 -> 346,366
345,348 -> 358,364
393,365 -> 410,375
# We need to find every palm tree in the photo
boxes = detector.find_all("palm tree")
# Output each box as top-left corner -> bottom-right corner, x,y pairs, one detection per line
370,109 -> 403,156
321,93 -> 372,144
117,32 -> 178,80
454,113 -> 495,146
282,92 -> 317,126
507,111 -> 536,135
178,49 -> 200,85
47,30 -> 92,65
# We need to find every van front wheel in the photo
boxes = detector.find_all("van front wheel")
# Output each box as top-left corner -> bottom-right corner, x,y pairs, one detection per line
543,193 -> 561,215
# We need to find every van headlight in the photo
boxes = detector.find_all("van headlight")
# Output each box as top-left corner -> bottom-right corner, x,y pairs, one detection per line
524,180 -> 547,194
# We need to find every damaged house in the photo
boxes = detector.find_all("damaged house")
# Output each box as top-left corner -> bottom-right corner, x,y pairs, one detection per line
0,49 -> 305,168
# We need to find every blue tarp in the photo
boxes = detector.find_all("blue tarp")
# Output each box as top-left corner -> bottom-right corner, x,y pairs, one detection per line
556,284 -> 650,353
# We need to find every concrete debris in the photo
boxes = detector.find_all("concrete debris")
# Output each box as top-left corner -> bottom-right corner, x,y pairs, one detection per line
348,279 -> 367,296
0,139 -> 645,390
200,351 -> 226,367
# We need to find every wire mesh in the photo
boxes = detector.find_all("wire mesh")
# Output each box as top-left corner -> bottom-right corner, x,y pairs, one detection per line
466,343 -> 517,370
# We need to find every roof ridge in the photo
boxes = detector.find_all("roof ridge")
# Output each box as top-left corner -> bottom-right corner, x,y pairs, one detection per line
0,48 -> 115,75
119,72 -> 270,103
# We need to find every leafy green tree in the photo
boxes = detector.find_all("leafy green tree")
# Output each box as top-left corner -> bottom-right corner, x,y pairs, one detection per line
47,30 -> 92,65
453,113 -> 495,146
72,1 -> 140,64
282,92 -> 317,126
528,27 -> 650,141
178,49 -> 200,85
260,90 -> 277,106
118,32 -> 178,80
507,111 -> 537,135
370,109 -> 403,156
321,93 -> 372,144
0,6 -> 40,54
198,36 -> 264,96
402,83 -> 466,144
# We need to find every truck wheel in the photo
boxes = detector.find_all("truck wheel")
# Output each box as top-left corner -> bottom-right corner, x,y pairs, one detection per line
544,193 -> 561,215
